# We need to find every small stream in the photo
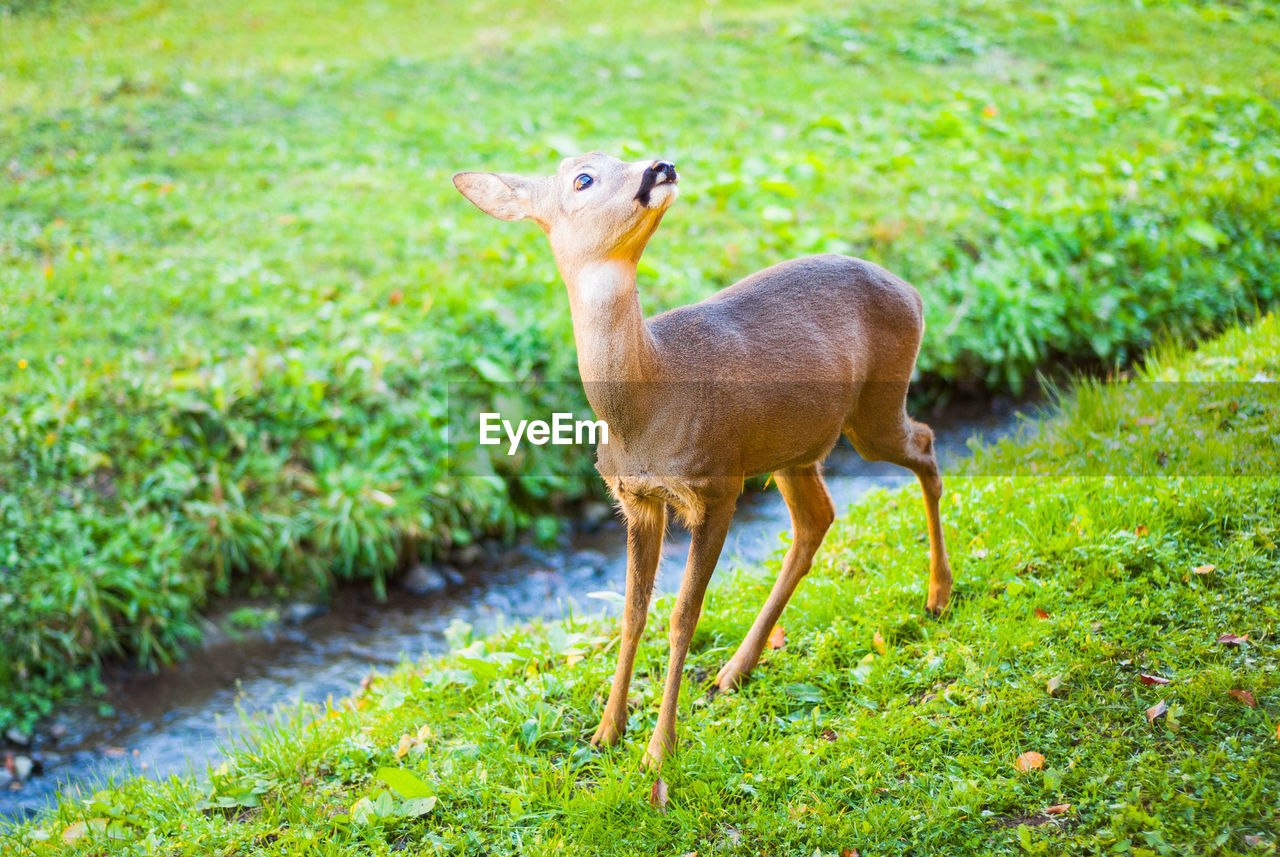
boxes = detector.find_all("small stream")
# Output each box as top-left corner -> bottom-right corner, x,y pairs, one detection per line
0,400 -> 1025,820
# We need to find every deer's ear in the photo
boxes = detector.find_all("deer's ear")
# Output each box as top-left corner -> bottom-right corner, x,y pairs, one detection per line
452,172 -> 536,222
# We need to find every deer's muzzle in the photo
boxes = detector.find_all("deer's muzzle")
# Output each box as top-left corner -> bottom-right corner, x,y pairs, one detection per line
635,161 -> 679,207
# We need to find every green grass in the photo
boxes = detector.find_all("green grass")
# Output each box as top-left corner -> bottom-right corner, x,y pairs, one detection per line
3,313 -> 1277,855
3,0 -> 1280,727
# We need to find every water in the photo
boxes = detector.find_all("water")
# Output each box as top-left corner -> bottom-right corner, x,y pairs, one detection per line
0,400 -> 1025,820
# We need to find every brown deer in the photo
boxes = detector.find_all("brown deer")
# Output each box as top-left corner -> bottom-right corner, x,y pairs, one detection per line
453,153 -> 951,769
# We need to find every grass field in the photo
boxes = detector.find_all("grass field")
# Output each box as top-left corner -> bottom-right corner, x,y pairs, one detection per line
3,312 -> 1276,854
2,0 -> 1279,728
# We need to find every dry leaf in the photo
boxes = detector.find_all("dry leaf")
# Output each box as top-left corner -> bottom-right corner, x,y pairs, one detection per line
1135,415 -> 1158,426
841,849 -> 862,857
1193,564 -> 1216,575
1146,700 -> 1169,723
395,734 -> 415,759
821,728 -> 838,742
649,777 -> 668,812
871,630 -> 887,655
1044,803 -> 1071,815
1134,525 -> 1149,536
62,819 -> 107,844
388,289 -> 404,306
1034,608 -> 1049,620
1228,689 -> 1257,707
767,625 -> 786,650
566,652 -> 584,667
1046,676 -> 1063,696
1217,633 -> 1249,646
1139,674 -> 1171,686
1243,835 -> 1269,849
1015,751 -> 1044,772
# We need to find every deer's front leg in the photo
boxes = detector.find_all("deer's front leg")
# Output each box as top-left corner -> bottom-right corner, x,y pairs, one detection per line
590,499 -> 665,748
644,497 -> 736,769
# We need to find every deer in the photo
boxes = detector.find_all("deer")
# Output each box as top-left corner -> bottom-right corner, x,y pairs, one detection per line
453,153 -> 952,769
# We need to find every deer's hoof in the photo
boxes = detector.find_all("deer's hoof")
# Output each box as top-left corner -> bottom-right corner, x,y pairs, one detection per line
589,717 -> 625,748
642,735 -> 670,771
713,659 -> 752,692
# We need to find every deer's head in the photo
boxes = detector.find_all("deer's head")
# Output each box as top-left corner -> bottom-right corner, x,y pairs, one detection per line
453,152 -> 679,271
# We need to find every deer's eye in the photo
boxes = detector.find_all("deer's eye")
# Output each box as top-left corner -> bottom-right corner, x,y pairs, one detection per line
573,174 -> 594,191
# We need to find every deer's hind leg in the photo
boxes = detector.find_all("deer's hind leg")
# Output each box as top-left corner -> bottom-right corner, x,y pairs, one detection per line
714,463 -> 835,692
844,383 -> 952,615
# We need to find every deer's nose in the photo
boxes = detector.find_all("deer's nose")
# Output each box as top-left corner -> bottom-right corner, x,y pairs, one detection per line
651,161 -> 678,183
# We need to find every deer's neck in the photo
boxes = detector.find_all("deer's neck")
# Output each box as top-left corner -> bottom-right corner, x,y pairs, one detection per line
561,260 -> 659,384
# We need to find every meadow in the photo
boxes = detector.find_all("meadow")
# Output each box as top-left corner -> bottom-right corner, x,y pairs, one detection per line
4,305 -> 1277,854
2,0 -> 1279,733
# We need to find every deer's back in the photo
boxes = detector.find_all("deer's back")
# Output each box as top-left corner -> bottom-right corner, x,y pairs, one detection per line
646,254 -> 924,383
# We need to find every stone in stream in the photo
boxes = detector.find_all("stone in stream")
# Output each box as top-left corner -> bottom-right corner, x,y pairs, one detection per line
4,728 -> 30,747
401,563 -> 452,596
8,755 -> 33,783
283,602 -> 329,626
451,543 -> 486,567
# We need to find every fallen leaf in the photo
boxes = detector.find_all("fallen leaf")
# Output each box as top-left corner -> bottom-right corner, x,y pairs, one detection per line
1146,700 -> 1169,723
1139,674 -> 1171,686
841,848 -> 862,857
1044,803 -> 1071,815
395,734 -> 415,759
1134,525 -> 1149,536
1193,564 -> 1216,575
1015,751 -> 1044,772
1034,608 -> 1049,620
388,289 -> 404,306
872,631 -> 886,655
1217,633 -> 1249,646
566,652 -> 584,667
61,819 -> 107,844
1228,689 -> 1257,708
649,777 -> 668,812
767,625 -> 786,650
1046,677 -> 1063,697
1135,415 -> 1158,426
821,729 -> 838,742
981,104 -> 998,117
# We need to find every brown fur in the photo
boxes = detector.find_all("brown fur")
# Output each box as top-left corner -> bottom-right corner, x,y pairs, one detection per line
454,153 -> 952,769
